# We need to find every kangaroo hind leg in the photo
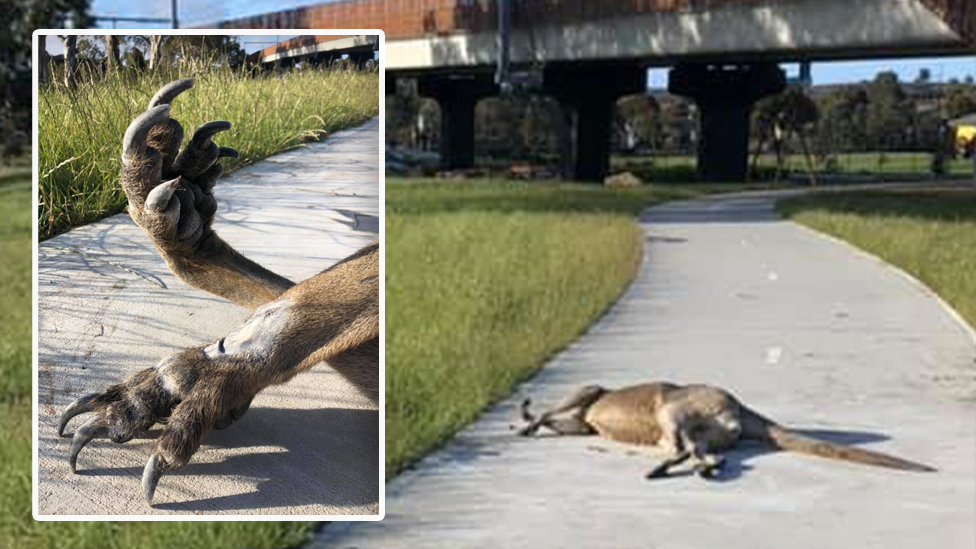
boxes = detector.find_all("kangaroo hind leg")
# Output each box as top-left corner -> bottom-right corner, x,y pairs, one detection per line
646,406 -> 691,479
518,385 -> 603,437
688,411 -> 741,478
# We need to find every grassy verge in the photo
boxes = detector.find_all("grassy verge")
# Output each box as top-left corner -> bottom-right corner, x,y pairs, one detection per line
38,66 -> 379,240
778,188 -> 976,330
614,152 -> 974,181
385,179 -> 767,475
3,169 -> 316,543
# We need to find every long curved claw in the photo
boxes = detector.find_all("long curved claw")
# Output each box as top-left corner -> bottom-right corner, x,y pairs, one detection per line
217,146 -> 239,159
145,177 -> 181,213
189,121 -> 231,148
58,392 -> 100,437
147,78 -> 195,109
142,453 -> 165,507
69,416 -> 108,474
123,104 -> 171,162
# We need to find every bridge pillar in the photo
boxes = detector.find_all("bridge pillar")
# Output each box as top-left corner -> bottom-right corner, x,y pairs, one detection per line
545,65 -> 646,182
418,75 -> 496,171
669,62 -> 785,182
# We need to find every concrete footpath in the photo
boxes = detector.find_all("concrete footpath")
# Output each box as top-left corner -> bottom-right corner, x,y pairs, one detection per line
37,118 -> 380,515
319,191 -> 976,548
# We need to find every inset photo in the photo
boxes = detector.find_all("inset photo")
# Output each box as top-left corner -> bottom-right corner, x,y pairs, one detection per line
33,30 -> 383,518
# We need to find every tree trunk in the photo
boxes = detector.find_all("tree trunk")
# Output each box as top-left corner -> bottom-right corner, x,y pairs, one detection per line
773,123 -> 785,184
148,36 -> 164,70
103,35 -> 120,73
58,36 -> 77,89
797,127 -> 818,186
39,38 -> 49,85
750,133 -> 765,181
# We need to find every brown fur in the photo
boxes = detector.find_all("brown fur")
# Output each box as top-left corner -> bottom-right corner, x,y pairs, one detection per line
521,382 -> 935,478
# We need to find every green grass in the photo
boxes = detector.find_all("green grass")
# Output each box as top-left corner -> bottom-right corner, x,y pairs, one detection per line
778,188 -> 976,330
614,152 -> 974,181
384,179 -> 770,475
38,65 -> 379,240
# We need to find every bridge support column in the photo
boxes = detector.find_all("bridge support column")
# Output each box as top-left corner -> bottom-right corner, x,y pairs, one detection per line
669,62 -> 785,182
418,75 -> 496,171
545,65 -> 646,182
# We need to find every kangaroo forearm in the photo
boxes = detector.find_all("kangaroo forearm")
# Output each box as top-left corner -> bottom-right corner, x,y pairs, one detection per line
199,244 -> 379,388
158,232 -> 294,310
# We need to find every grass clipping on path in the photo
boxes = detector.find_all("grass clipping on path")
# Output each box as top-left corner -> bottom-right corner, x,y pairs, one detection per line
38,66 -> 379,240
384,180 -> 724,476
778,188 -> 976,330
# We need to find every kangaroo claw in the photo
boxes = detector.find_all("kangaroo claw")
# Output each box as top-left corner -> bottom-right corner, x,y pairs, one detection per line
69,416 -> 108,474
142,453 -> 166,507
147,78 -> 194,109
58,392 -> 100,437
145,177 -> 181,213
122,105 -> 170,162
190,121 -> 232,148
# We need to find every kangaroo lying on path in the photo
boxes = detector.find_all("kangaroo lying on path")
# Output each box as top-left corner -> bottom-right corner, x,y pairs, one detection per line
57,79 -> 378,507
519,383 -> 935,478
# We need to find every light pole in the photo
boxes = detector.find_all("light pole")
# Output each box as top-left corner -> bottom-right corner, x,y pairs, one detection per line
495,0 -> 511,93
172,0 -> 179,29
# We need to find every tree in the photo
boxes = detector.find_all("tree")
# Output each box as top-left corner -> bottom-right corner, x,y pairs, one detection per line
915,68 -> 932,83
148,35 -> 166,70
865,71 -> 913,151
615,94 -> 660,152
56,35 -> 78,88
944,83 -> 976,119
157,35 -> 247,69
103,35 -> 120,73
753,86 -> 820,184
814,86 -> 869,154
1,0 -> 89,154
122,45 -> 146,71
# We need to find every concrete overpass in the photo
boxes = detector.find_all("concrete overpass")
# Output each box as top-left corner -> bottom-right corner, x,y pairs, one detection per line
244,35 -> 379,69
207,1 -> 974,180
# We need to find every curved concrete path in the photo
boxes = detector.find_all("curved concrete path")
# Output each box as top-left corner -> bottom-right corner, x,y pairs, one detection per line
36,119 -> 380,516
319,191 -> 976,547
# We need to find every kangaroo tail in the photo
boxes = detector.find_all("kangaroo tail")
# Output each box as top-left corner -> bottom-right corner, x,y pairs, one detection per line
740,407 -> 936,472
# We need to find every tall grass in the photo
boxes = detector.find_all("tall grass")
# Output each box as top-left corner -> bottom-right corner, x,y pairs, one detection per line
38,64 -> 378,239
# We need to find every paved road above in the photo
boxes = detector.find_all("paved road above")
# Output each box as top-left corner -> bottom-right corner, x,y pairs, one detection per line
321,191 -> 975,548
37,119 -> 380,516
